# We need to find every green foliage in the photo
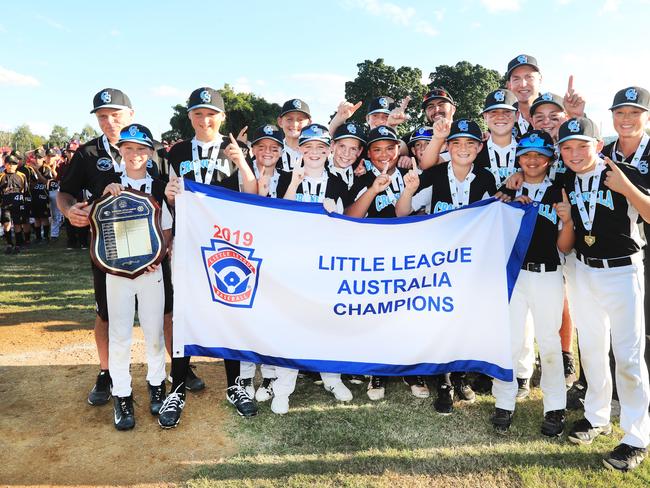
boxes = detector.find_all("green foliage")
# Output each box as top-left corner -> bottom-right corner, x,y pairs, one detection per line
428,61 -> 503,123
344,59 -> 428,136
48,125 -> 70,148
80,125 -> 99,143
11,125 -> 37,153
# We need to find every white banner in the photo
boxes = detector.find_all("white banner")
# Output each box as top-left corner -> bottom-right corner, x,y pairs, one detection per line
173,180 -> 537,381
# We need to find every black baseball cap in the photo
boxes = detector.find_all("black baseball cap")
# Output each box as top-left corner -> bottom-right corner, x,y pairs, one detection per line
5,154 -> 20,165
279,99 -> 311,117
367,125 -> 399,146
609,86 -> 650,111
558,117 -> 600,144
298,124 -> 331,146
10,150 -> 23,161
530,92 -> 565,116
333,122 -> 367,145
408,126 -> 433,146
367,96 -> 395,115
117,123 -> 155,149
187,87 -> 224,113
447,119 -> 483,142
421,87 -> 456,109
34,148 -> 46,159
481,89 -> 517,113
506,54 -> 540,79
250,124 -> 285,147
90,88 -> 132,114
46,148 -> 57,157
516,130 -> 555,158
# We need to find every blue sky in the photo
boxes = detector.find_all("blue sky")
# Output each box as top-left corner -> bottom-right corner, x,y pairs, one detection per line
1,0 -> 649,139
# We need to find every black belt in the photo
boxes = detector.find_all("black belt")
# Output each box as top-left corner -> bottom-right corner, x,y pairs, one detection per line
576,252 -> 633,269
521,262 -> 558,272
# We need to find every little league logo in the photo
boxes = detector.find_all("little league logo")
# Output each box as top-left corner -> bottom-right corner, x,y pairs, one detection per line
201,239 -> 262,308
494,90 -> 505,102
200,90 -> 211,103
626,88 -> 638,101
100,91 -> 111,103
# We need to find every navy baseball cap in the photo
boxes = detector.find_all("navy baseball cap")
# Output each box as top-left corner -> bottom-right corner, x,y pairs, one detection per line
280,98 -> 311,117
609,86 -> 650,111
530,92 -> 565,116
506,54 -> 540,79
91,88 -> 132,114
333,122 -> 367,145
34,148 -> 46,159
367,125 -> 399,146
117,123 -> 155,148
481,89 -> 517,114
421,87 -> 456,109
409,126 -> 433,146
367,96 -> 395,115
250,124 -> 284,147
298,124 -> 331,146
187,87 -> 224,112
447,119 -> 483,142
516,130 -> 555,158
557,117 -> 600,144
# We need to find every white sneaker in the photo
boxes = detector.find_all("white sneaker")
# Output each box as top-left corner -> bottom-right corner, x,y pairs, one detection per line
240,377 -> 255,399
325,381 -> 353,402
255,378 -> 274,402
367,376 -> 385,401
403,376 -> 430,399
271,395 -> 290,414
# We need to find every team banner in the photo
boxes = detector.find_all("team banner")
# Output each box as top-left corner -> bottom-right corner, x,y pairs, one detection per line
173,179 -> 537,381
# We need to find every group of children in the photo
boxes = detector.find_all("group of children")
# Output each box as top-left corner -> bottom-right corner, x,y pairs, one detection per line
50,53 -> 650,473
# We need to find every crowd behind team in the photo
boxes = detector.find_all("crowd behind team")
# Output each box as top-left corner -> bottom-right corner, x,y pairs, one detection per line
3,53 -> 650,472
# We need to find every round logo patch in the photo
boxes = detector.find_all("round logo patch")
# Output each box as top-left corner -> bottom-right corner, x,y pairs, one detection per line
96,157 -> 112,171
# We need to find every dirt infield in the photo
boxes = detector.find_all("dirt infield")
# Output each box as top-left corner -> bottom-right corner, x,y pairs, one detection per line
0,320 -> 234,487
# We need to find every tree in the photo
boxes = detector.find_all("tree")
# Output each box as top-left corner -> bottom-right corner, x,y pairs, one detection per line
0,131 -> 12,148
164,85 -> 282,142
48,125 -> 69,148
11,125 -> 36,153
80,124 -> 99,143
428,61 -> 503,124
344,59 -> 428,135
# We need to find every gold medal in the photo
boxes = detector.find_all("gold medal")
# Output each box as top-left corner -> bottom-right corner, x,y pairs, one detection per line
584,234 -> 596,246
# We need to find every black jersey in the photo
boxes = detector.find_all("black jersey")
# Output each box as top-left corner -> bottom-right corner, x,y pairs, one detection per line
474,138 -> 519,186
348,166 -> 410,218
413,162 -> 497,215
328,161 -> 355,190
32,166 -> 53,204
168,137 -> 247,191
502,181 -> 564,265
603,137 -> 650,182
565,159 -> 649,259
276,168 -> 349,208
549,152 -> 571,187
513,113 -> 532,140
0,172 -> 27,206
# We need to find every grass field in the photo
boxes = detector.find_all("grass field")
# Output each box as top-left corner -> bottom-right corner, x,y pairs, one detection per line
2,237 -> 650,487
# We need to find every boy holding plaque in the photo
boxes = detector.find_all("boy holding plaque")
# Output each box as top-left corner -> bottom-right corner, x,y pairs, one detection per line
100,123 -> 173,430
558,117 -> 650,471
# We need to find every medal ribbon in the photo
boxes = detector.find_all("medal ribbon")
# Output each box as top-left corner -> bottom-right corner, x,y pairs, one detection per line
573,159 -> 605,233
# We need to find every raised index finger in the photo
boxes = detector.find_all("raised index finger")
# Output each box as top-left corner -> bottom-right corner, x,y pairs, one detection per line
228,133 -> 238,146
567,75 -> 574,94
400,95 -> 411,110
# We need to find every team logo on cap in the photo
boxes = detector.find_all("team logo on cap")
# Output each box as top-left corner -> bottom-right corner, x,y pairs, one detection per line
529,133 -> 539,142
567,120 -> 581,133
292,99 -> 302,109
201,239 -> 262,308
346,123 -> 357,134
310,125 -> 323,136
100,91 -> 111,104
378,97 -> 388,108
458,120 -> 469,132
517,55 -> 528,64
494,91 -> 505,102
542,92 -> 553,101
418,127 -> 425,135
96,157 -> 112,171
128,125 -> 139,136
378,126 -> 390,136
263,125 -> 274,135
626,88 -> 638,101
200,90 -> 211,103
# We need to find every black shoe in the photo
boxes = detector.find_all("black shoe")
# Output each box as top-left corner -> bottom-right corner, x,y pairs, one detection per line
433,383 -> 454,415
566,381 -> 586,410
562,351 -> 577,387
491,407 -> 513,435
158,385 -> 185,429
88,370 -> 112,406
541,409 -> 566,437
305,371 -> 323,385
113,395 -> 135,430
603,443 -> 647,471
471,373 -> 493,395
227,378 -> 258,417
453,376 -> 476,403
148,381 -> 166,415
516,377 -> 530,400
567,418 -> 612,445
240,377 -> 255,399
12,246 -> 20,254
4,245 -> 12,255
185,365 -> 205,392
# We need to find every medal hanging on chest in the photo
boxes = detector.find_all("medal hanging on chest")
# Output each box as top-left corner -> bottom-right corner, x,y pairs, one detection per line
516,177 -> 552,202
191,137 -> 223,184
300,173 -> 328,203
574,160 -> 605,246
487,138 -> 517,186
447,163 -> 474,208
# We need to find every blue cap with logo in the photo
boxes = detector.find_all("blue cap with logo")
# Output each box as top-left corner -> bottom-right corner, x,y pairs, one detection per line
516,130 -> 555,158
408,126 -> 433,146
298,124 -> 331,146
117,123 -> 155,149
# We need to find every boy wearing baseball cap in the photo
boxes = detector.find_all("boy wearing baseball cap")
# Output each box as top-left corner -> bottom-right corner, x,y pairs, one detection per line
490,130 -> 573,436
30,149 -> 53,243
418,88 -> 457,169
0,154 -> 29,253
329,122 -> 367,190
558,117 -> 650,471
277,99 -> 311,171
100,123 -> 172,430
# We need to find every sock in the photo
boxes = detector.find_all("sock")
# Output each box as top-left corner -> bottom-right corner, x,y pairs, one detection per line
34,227 -> 42,240
23,230 -> 30,243
43,225 -> 50,239
15,232 -> 24,246
224,359 -> 241,387
171,356 -> 190,394
4,231 -> 12,246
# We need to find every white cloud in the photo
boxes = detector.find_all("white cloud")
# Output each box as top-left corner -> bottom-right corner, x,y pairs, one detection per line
151,85 -> 185,98
480,0 -> 521,12
344,0 -> 438,36
599,0 -> 621,14
0,66 -> 40,87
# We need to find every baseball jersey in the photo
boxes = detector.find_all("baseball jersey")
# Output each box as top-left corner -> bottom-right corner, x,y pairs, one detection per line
276,168 -> 349,212
32,166 -> 53,205
474,137 -> 519,187
566,158 -> 649,259
513,112 -> 532,139
328,161 -> 355,190
252,160 -> 283,198
603,135 -> 650,179
278,142 -> 302,172
411,162 -> 497,215
348,166 -> 410,218
0,172 -> 27,206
